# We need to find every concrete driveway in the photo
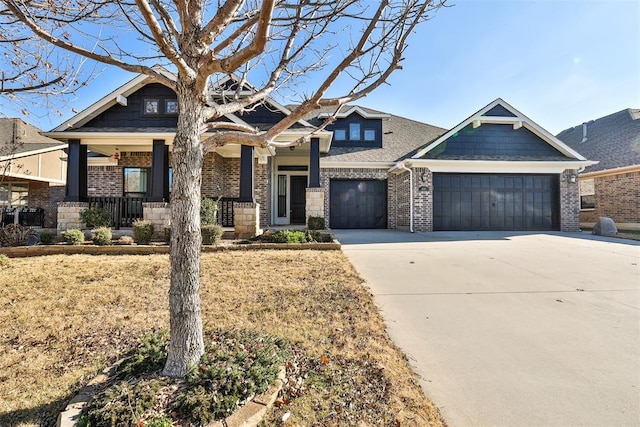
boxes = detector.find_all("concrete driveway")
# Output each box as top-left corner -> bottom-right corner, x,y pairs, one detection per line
333,230 -> 640,427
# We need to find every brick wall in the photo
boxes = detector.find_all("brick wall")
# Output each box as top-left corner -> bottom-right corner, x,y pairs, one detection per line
580,171 -> 640,225
413,168 -> 433,232
88,166 -> 122,197
27,182 -> 65,228
320,168 -> 393,229
393,171 -> 411,230
560,170 -> 580,232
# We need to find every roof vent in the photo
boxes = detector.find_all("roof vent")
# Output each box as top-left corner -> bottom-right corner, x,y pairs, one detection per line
581,122 -> 588,143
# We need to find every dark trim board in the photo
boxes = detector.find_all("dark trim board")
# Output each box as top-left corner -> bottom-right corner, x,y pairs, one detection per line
433,173 -> 560,231
330,179 -> 387,229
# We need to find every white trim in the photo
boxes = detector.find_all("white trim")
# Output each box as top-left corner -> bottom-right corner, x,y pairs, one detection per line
3,171 -> 65,184
0,144 -> 68,161
318,106 -> 389,119
412,98 -> 589,161
320,160 -> 394,169
404,159 -> 596,174
88,157 -> 119,166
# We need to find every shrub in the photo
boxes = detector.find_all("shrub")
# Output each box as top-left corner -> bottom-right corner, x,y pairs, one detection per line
201,197 -> 220,225
38,230 -> 56,245
91,227 -> 112,246
0,254 -> 8,267
163,227 -> 171,244
62,228 -> 85,245
201,224 -> 223,245
133,219 -> 154,244
0,224 -> 38,247
80,207 -> 112,228
307,216 -> 326,230
271,229 -> 307,244
116,235 -> 134,245
306,230 -> 332,243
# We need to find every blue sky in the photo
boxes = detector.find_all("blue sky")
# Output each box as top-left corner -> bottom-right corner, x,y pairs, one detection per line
6,0 -> 640,135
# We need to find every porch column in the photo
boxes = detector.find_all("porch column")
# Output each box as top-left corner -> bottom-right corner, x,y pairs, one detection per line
309,137 -> 320,188
151,139 -> 170,201
238,144 -> 254,202
64,139 -> 88,202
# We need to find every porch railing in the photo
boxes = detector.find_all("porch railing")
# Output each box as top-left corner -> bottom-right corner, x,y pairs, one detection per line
88,197 -> 151,229
209,197 -> 237,227
1,207 -> 45,228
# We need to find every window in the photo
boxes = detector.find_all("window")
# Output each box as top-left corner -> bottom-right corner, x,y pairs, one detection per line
334,129 -> 346,141
349,123 -> 360,140
0,183 -> 28,207
143,99 -> 160,115
124,167 -> 150,197
579,178 -> 595,210
165,99 -> 179,114
364,129 -> 376,141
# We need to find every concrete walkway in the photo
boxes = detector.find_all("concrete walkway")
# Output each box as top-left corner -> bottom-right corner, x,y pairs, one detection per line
333,230 -> 640,427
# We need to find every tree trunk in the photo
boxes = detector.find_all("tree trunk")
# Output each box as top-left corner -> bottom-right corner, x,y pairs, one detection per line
162,79 -> 206,378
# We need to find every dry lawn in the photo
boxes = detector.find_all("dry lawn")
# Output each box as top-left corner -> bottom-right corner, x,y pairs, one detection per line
0,251 -> 445,426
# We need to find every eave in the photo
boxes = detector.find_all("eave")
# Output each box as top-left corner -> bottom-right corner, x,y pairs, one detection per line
395,159 -> 597,174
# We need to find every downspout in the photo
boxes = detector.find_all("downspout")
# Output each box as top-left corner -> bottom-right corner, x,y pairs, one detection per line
396,161 -> 414,233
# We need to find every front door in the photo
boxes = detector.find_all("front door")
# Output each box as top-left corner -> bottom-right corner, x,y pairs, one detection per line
290,176 -> 307,224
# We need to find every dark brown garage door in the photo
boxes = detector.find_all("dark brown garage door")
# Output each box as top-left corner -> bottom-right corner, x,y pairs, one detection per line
330,180 -> 387,229
433,174 -> 559,231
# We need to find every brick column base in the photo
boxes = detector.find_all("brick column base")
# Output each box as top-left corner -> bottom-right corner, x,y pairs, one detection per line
57,202 -> 89,235
234,202 -> 262,239
143,202 -> 171,240
305,188 -> 325,227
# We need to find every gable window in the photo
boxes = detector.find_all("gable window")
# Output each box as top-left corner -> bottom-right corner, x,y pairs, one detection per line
124,167 -> 150,197
334,129 -> 346,141
349,123 -> 360,140
364,129 -> 376,141
143,99 -> 160,115
579,178 -> 595,210
165,99 -> 179,115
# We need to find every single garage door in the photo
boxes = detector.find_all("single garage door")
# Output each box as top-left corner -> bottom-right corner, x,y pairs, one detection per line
433,173 -> 559,231
330,179 -> 387,229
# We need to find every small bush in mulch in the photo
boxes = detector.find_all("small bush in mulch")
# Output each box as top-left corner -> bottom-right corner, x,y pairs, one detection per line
62,228 -> 85,245
270,230 -> 307,243
133,220 -> 155,244
38,230 -> 56,245
307,216 -> 326,230
201,224 -> 223,245
0,224 -> 39,247
91,227 -> 112,246
80,207 -> 112,228
77,330 -> 289,427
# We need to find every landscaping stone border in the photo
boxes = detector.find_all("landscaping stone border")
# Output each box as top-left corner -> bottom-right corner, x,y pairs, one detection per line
57,366 -> 287,427
0,241 -> 340,258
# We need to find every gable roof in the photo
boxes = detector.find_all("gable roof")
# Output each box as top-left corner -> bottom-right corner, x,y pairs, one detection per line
52,68 -> 315,132
302,105 -> 446,163
411,98 -> 588,161
556,108 -> 640,173
0,118 -> 67,160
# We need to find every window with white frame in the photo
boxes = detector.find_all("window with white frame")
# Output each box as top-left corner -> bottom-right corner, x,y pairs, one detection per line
579,178 -> 595,209
349,123 -> 360,140
364,128 -> 376,141
0,183 -> 29,207
334,129 -> 346,141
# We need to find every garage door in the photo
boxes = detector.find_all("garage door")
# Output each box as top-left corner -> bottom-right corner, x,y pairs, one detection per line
330,180 -> 387,229
433,174 -> 559,231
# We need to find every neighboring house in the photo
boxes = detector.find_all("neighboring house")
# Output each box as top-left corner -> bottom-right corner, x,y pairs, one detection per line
0,118 -> 67,228
46,70 -> 594,235
556,109 -> 640,229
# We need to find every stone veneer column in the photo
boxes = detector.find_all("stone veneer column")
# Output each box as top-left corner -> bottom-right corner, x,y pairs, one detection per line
143,202 -> 171,239
57,201 -> 89,235
560,170 -> 581,232
305,188 -> 325,226
234,202 -> 261,239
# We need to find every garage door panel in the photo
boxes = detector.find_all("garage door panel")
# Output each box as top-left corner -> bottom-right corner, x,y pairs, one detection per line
330,180 -> 387,229
434,173 -> 559,231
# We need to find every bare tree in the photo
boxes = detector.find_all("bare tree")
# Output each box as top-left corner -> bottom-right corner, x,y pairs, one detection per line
1,0 -> 446,377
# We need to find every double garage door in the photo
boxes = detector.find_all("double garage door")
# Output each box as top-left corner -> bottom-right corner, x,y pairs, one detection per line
330,180 -> 387,229
433,173 -> 559,231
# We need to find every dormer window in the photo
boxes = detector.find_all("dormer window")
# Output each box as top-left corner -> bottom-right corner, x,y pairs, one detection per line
349,123 -> 360,140
143,99 -> 160,115
364,129 -> 376,141
334,129 -> 346,141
